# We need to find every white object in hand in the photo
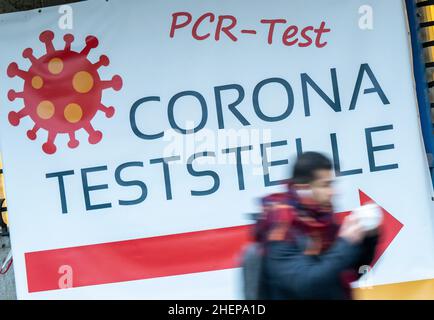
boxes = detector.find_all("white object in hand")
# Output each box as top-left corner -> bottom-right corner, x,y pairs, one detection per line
351,203 -> 383,231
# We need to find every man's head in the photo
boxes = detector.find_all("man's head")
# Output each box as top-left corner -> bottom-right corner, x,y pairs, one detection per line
292,152 -> 335,206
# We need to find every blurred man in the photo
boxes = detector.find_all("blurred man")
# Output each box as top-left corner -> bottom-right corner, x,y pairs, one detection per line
257,152 -> 378,299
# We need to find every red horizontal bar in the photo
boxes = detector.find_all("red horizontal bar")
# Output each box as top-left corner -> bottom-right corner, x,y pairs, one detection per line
25,225 -> 253,293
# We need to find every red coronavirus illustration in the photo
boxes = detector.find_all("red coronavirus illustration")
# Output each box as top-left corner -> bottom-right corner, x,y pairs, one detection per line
7,30 -> 123,154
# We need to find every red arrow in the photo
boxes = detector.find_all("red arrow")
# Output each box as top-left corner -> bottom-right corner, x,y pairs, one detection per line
334,190 -> 403,266
24,190 -> 402,293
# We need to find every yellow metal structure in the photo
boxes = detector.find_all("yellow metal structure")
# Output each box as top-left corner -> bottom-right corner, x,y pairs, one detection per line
354,278 -> 434,299
419,0 -> 434,125
0,155 -> 8,226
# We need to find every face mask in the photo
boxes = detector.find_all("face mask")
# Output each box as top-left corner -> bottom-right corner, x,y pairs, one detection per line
296,188 -> 314,198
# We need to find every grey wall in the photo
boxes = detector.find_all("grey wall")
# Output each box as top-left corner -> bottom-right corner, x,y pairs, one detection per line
0,236 -> 17,300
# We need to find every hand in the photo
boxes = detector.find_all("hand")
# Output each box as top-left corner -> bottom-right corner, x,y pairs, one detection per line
338,214 -> 367,244
365,226 -> 380,238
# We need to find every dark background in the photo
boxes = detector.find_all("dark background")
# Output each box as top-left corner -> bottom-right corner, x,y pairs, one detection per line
0,0 -> 83,14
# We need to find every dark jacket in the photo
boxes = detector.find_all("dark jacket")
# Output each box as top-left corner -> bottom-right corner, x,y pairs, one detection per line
262,233 -> 378,299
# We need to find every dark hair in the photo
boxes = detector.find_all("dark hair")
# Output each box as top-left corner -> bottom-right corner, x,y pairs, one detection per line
292,152 -> 333,184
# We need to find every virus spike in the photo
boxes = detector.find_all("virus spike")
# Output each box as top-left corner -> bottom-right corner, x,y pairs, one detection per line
39,30 -> 55,54
81,36 -> 99,56
84,122 -> 103,145
42,131 -> 57,155
64,34 -> 74,51
8,89 -> 24,102
98,104 -> 115,118
68,132 -> 79,149
8,108 -> 28,126
101,75 -> 123,91
7,62 -> 29,79
27,125 -> 40,140
22,48 -> 37,64
94,55 -> 109,69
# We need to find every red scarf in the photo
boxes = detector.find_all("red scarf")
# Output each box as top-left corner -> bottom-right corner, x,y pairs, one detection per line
256,180 -> 339,255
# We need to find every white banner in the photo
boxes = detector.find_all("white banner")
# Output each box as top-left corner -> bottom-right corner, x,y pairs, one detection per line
0,0 -> 433,299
